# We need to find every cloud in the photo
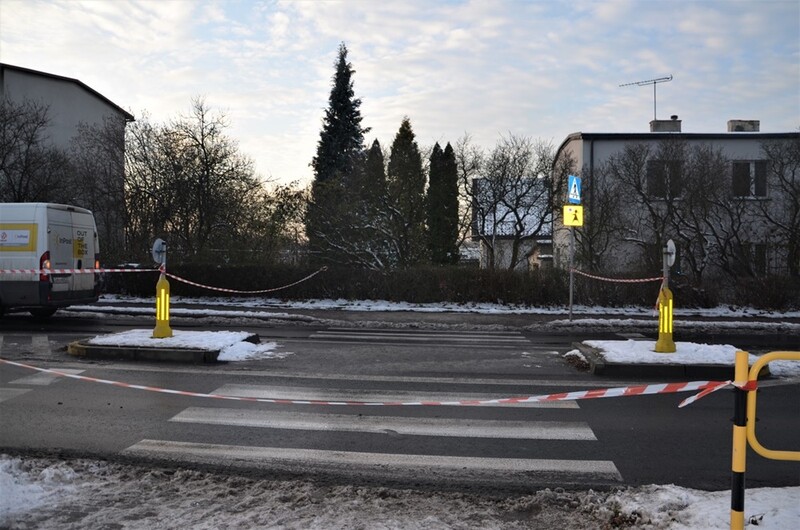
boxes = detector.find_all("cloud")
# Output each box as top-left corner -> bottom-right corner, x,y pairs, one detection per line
1,0 -> 797,186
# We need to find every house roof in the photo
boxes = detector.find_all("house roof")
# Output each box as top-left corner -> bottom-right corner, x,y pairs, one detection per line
0,63 -> 135,122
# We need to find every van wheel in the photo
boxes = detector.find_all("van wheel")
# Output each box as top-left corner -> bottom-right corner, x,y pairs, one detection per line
30,308 -> 58,318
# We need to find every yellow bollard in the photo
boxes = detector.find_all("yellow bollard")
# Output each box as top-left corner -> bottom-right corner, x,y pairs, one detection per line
152,273 -> 173,338
730,350 -> 749,530
655,287 -> 675,353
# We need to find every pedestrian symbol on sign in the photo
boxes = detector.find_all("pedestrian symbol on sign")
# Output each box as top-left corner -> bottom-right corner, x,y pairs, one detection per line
568,175 -> 581,205
563,205 -> 583,227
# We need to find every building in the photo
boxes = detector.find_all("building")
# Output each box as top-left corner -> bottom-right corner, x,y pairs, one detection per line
0,63 -> 134,149
1,63 -> 134,259
552,117 -> 800,281
471,177 -> 553,271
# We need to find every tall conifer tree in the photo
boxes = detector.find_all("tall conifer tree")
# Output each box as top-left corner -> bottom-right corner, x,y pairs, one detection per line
387,118 -> 427,266
306,43 -> 368,262
427,142 -> 460,263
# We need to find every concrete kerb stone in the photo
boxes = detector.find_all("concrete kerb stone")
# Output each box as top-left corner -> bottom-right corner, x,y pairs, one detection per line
67,334 -> 260,364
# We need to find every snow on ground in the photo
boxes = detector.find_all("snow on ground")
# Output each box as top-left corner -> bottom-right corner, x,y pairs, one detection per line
96,294 -> 800,319
87,329 -> 291,362
584,340 -> 800,377
1,454 -> 797,529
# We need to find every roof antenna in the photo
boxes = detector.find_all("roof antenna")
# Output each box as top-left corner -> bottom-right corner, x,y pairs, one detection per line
619,75 -> 673,121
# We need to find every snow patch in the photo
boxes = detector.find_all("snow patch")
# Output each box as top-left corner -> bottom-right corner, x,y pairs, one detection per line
86,330 -> 291,362
586,340 -> 800,377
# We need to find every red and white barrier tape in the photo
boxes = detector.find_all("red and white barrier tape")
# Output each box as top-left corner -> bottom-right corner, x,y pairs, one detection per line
571,269 -> 663,284
163,266 -> 327,294
0,266 -> 327,295
0,268 -> 158,274
0,358 -> 745,407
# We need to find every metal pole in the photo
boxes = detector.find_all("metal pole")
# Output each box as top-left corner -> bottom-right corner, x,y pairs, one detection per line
569,227 -> 574,321
730,350 -> 749,530
653,82 -> 657,120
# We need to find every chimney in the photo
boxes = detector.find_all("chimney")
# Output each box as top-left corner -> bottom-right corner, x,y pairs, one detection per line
650,115 -> 681,132
727,120 -> 760,132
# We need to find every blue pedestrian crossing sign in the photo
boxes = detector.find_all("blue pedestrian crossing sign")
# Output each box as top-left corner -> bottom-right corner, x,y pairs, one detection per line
568,175 -> 581,204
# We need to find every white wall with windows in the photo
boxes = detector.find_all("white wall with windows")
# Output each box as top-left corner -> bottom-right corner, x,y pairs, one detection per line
553,127 -> 799,280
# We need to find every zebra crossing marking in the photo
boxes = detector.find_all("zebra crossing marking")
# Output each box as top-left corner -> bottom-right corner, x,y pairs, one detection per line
0,387 -> 31,403
211,383 -> 580,408
122,439 -> 622,481
10,368 -> 84,386
169,407 -> 597,439
310,328 -> 530,347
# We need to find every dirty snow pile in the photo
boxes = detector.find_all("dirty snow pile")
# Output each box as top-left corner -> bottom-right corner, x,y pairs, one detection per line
1,455 -> 797,529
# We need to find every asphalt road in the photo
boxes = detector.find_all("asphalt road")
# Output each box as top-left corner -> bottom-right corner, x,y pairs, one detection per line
1,309 -> 798,494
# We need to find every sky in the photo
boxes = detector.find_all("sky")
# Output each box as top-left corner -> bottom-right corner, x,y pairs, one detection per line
1,0 -> 798,188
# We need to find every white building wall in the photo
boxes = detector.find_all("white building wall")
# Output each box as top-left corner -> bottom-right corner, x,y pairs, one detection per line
2,68 -> 126,149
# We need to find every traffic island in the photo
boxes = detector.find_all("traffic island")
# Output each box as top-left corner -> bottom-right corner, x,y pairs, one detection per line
575,340 -> 770,379
67,330 -> 260,364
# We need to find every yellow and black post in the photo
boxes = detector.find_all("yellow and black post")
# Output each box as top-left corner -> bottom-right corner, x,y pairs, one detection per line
730,350 -> 749,530
153,271 -> 173,338
655,239 -> 676,353
655,287 -> 675,352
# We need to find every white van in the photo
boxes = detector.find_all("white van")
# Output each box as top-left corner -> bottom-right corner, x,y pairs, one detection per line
0,203 -> 100,317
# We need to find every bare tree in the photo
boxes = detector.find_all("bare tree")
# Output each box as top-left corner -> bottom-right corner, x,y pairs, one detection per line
458,133 -> 555,270
0,97 -> 70,202
759,136 -> 800,276
568,158 -> 626,271
604,138 -> 777,285
69,117 -> 128,262
123,99 -> 286,264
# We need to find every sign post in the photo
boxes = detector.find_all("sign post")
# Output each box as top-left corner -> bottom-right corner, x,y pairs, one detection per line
564,175 -> 583,321
151,239 -> 172,339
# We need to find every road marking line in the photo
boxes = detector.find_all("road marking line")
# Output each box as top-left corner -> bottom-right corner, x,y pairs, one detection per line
212,384 -> 580,409
31,335 -> 51,354
170,407 -> 596,439
10,369 -> 85,386
314,330 -> 529,343
122,439 -> 622,479
0,387 -> 31,403
86,364 -> 637,388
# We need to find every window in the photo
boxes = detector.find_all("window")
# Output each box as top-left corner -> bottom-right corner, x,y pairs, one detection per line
736,242 -> 769,276
732,160 -> 767,197
647,160 -> 682,198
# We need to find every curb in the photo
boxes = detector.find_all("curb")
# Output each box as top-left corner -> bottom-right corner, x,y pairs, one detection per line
67,334 -> 259,364
573,343 -> 771,380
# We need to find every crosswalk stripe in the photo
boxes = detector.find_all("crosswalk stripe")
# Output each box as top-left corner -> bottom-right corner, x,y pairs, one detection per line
10,369 -> 84,386
311,329 -> 529,346
212,384 -> 579,409
169,407 -> 596,440
0,387 -> 31,403
92,364 -> 641,388
31,335 -> 51,354
328,328 -> 526,336
318,329 -> 529,342
122,439 -> 622,481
